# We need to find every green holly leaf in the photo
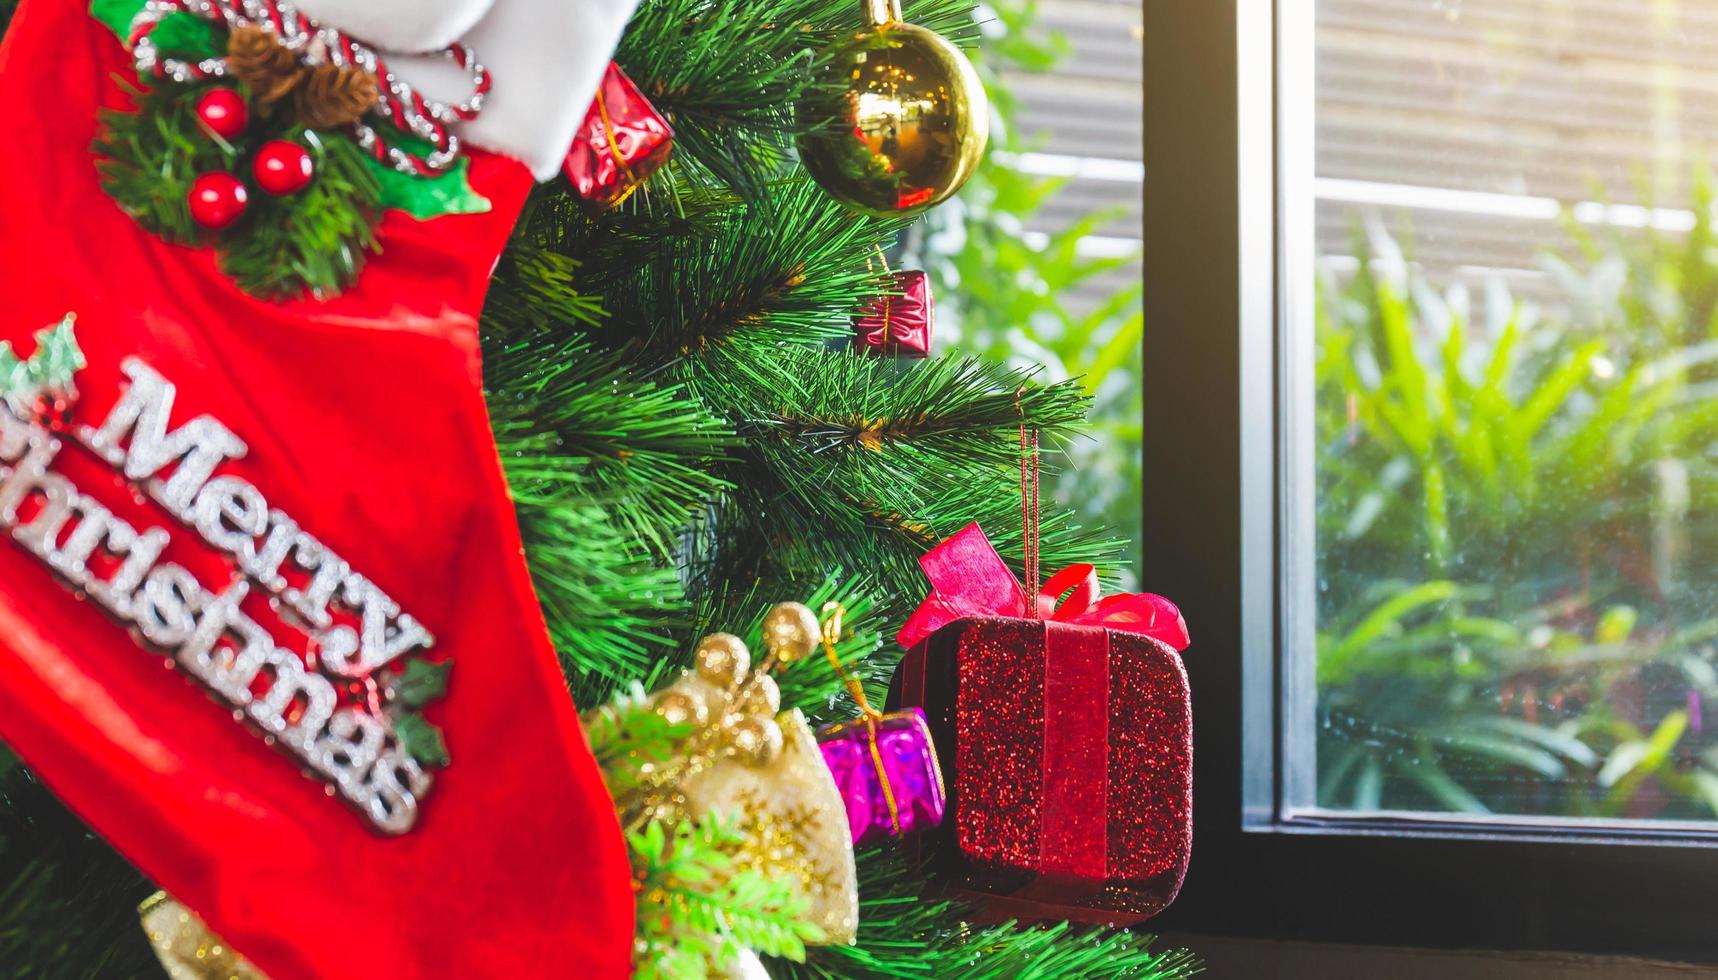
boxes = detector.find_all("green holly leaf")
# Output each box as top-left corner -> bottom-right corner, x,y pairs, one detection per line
0,347 -> 26,400
394,658 -> 452,709
395,712 -> 451,769
1,316 -> 84,411
148,12 -> 224,61
363,155 -> 492,221
90,0 -> 149,41
91,2 -> 222,64
31,316 -> 86,393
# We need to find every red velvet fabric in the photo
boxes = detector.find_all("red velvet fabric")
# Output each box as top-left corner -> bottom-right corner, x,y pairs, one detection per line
0,2 -> 633,977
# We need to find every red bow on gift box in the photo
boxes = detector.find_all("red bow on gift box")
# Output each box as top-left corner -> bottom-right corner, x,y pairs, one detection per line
896,523 -> 1190,652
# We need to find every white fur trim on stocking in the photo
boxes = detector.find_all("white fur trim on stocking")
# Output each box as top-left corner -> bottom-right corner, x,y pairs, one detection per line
296,0 -> 642,182
458,0 -> 641,180
291,0 -> 496,54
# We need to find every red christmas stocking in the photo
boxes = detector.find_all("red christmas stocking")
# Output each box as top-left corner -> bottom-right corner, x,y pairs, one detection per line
0,0 -> 636,976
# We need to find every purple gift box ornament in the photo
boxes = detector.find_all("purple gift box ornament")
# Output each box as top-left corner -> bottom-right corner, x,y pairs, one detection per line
814,603 -> 947,846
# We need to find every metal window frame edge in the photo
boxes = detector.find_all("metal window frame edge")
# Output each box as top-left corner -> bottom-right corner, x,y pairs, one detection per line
1141,0 -> 1718,960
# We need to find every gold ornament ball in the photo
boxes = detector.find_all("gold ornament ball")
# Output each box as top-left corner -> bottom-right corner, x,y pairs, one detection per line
736,674 -> 783,717
762,602 -> 821,664
726,716 -> 785,768
654,690 -> 708,729
796,0 -> 989,218
695,632 -> 752,688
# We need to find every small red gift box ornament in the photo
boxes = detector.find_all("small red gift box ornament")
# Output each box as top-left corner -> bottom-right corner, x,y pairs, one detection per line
564,62 -> 673,210
854,270 -> 933,358
891,523 -> 1192,925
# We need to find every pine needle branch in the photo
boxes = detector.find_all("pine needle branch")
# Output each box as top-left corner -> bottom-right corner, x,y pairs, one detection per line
572,179 -> 912,360
0,769 -> 157,980
615,0 -> 979,198
772,850 -> 1201,980
488,337 -> 735,559
711,347 -> 1092,461
632,815 -> 825,980
95,84 -> 380,299
500,434 -> 692,703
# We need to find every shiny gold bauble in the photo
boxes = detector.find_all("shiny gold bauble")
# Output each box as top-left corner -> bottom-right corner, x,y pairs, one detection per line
761,602 -> 821,664
796,0 -> 989,217
695,632 -> 752,688
725,716 -> 785,768
654,690 -> 708,729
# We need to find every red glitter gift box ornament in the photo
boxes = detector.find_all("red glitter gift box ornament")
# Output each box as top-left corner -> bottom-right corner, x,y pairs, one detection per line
891,523 -> 1193,925
854,270 -> 933,358
563,62 -> 673,210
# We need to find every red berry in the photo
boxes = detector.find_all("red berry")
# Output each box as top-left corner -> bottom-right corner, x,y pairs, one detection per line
188,172 -> 248,230
253,140 -> 315,196
194,88 -> 247,140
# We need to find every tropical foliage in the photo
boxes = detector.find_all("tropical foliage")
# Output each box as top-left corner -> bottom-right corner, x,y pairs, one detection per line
1317,176 -> 1718,819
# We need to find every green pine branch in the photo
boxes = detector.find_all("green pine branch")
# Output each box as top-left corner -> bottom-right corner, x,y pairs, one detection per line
683,345 -> 1124,627
95,83 -> 381,299
632,816 -> 825,980
0,770 -> 157,980
487,337 -> 735,560
712,346 -> 1092,461
502,446 -> 692,699
773,850 -> 1201,980
569,178 -> 912,359
615,0 -> 980,199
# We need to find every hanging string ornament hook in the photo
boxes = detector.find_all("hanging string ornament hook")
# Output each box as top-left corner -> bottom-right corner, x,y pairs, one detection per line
819,601 -> 878,719
1016,384 -> 1042,606
819,601 -> 905,834
864,244 -> 896,347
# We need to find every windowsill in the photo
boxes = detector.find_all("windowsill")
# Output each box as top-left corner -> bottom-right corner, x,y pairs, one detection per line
1156,934 -> 1717,980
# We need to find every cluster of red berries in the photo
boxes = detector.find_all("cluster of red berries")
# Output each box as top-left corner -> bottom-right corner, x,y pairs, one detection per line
187,88 -> 317,230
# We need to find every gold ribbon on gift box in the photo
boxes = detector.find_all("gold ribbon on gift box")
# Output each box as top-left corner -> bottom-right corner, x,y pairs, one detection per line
595,86 -> 642,205
818,602 -> 906,835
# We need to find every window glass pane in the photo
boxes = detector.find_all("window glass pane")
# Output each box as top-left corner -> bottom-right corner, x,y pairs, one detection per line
1304,0 -> 1718,822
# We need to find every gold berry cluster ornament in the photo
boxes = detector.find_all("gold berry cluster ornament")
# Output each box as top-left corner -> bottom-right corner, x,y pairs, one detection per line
587,602 -> 835,826
583,601 -> 861,951
680,601 -> 820,769
797,0 -> 990,217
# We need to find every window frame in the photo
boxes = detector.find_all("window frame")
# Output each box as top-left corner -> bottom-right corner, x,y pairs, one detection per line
1139,0 -> 1718,960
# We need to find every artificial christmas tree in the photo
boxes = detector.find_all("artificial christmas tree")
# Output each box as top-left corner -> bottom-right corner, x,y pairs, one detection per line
0,0 -> 1201,976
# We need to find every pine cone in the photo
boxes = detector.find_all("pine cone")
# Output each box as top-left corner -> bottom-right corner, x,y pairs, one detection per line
227,26 -> 302,109
295,64 -> 380,131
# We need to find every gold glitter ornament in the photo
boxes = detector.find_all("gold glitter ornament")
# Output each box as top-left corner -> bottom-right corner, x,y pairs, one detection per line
654,689 -> 708,728
796,0 -> 989,217
761,602 -> 821,664
726,715 -> 786,768
695,632 -> 752,688
138,892 -> 269,980
681,709 -> 859,943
